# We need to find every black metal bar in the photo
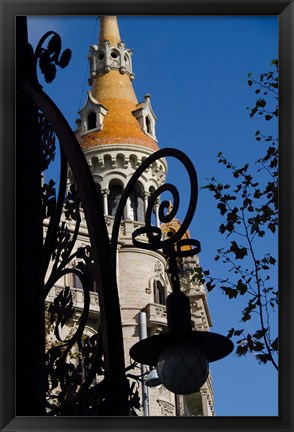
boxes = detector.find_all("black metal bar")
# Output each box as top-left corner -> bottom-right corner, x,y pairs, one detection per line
36,147 -> 68,306
16,16 -> 46,415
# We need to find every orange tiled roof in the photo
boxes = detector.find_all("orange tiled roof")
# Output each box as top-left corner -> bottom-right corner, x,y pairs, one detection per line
80,70 -> 159,151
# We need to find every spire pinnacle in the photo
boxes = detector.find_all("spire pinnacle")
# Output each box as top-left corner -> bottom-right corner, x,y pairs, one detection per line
98,16 -> 121,46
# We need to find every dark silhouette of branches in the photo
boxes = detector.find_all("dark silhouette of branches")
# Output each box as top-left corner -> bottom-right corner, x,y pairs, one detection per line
194,60 -> 278,370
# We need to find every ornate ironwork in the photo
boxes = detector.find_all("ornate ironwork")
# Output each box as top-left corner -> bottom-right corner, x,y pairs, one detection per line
34,31 -> 72,84
17,24 -> 202,416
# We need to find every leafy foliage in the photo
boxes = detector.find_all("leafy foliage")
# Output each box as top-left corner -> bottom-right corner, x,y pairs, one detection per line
42,179 -> 56,220
48,286 -> 74,341
247,59 -> 278,121
195,61 -> 278,370
39,112 -> 56,171
39,111 -> 57,220
45,295 -> 141,415
64,183 -> 81,222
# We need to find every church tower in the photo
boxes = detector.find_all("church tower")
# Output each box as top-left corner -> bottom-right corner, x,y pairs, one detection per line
71,16 -> 215,416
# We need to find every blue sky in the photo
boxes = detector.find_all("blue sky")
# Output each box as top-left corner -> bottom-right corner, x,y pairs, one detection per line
27,15 -> 278,416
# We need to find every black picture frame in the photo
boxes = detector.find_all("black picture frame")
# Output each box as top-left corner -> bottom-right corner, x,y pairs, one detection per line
1,1 -> 293,431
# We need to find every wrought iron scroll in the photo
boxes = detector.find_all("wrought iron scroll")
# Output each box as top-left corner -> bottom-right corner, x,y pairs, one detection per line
33,31 -> 72,84
111,148 -> 201,288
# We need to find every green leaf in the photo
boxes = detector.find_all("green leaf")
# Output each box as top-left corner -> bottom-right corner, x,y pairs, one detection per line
236,345 -> 248,356
236,279 -> 247,295
268,223 -> 276,233
217,202 -> 227,215
219,224 -> 226,234
252,341 -> 264,352
230,241 -> 248,260
227,209 -> 238,223
256,98 -> 266,108
268,256 -> 276,265
234,329 -> 244,336
271,337 -> 278,352
227,328 -> 234,338
206,281 -> 216,291
222,286 -> 238,299
256,353 -> 271,364
253,329 -> 267,340
241,302 -> 256,322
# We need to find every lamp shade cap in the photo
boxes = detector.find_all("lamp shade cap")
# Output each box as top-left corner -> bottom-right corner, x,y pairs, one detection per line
130,331 -> 234,367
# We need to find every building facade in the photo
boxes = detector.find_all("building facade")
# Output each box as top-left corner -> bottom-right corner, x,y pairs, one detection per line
45,16 -> 214,416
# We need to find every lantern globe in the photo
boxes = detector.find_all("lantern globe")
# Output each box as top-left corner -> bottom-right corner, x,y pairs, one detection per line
156,339 -> 209,394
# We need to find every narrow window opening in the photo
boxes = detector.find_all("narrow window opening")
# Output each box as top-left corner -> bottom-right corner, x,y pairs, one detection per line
87,112 -> 96,130
108,185 -> 123,217
130,189 -> 144,222
111,50 -> 119,59
154,280 -> 166,305
145,116 -> 152,134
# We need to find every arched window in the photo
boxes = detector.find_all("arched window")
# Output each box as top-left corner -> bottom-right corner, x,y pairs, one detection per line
130,155 -> 137,169
87,112 -> 96,130
153,280 -> 166,305
124,53 -> 130,68
108,185 -> 123,217
110,49 -> 120,59
130,189 -> 144,222
137,195 -> 145,221
116,154 -> 125,168
145,116 -> 152,134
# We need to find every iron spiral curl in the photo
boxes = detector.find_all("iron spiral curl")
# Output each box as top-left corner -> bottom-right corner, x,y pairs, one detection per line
111,148 -> 201,259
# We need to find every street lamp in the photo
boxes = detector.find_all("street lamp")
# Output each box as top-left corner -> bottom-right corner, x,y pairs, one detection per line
130,250 -> 234,395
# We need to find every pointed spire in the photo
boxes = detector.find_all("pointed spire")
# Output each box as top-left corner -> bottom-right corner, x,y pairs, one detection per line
98,16 -> 121,46
78,16 -> 158,152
